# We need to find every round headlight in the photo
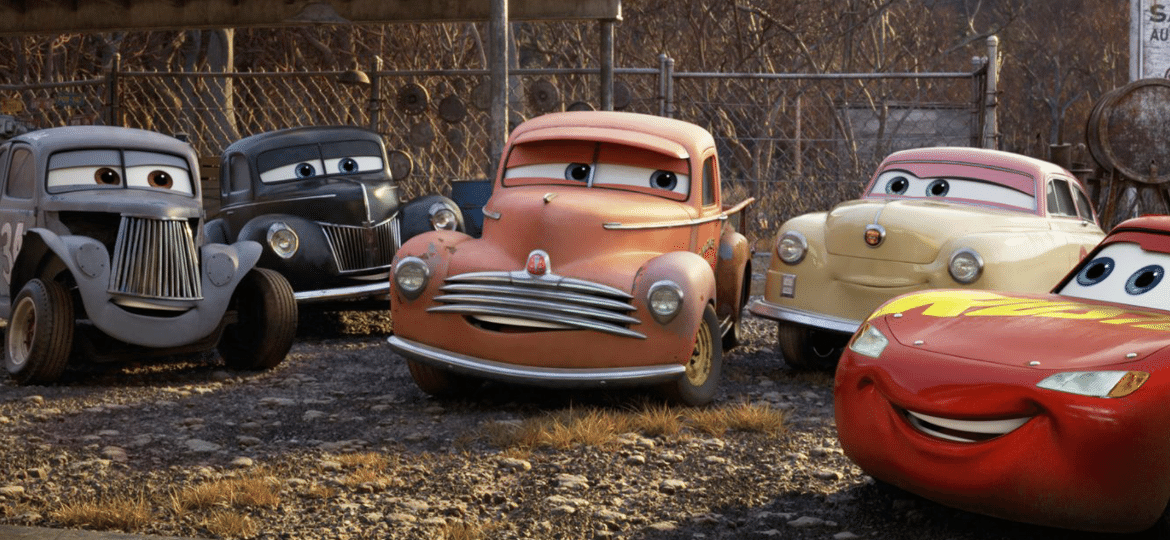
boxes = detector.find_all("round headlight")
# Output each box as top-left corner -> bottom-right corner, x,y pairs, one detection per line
394,257 -> 430,299
647,280 -> 684,324
948,248 -> 983,284
266,223 -> 299,259
429,203 -> 458,231
777,231 -> 808,265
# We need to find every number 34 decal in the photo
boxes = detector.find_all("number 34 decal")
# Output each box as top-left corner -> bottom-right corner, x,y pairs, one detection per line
1,221 -> 24,283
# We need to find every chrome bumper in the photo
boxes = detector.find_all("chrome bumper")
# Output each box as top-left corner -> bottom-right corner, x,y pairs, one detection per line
295,281 -> 390,303
387,335 -> 686,388
747,298 -> 861,335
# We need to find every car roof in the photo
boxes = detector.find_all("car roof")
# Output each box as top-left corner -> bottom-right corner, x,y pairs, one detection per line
509,111 -> 714,160
223,125 -> 384,155
881,146 -> 1078,182
12,125 -> 196,156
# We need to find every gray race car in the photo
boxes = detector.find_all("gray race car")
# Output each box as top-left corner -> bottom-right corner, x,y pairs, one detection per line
1,125 -> 297,384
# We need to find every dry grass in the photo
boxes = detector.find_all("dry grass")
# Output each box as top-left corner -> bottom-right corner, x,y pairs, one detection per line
172,475 -> 281,511
301,483 -> 335,499
687,401 -> 789,437
202,509 -> 258,538
334,451 -> 391,470
438,519 -> 506,540
51,494 -> 152,531
483,401 -> 786,449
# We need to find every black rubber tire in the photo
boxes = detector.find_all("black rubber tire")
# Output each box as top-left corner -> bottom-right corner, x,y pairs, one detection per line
721,268 -> 751,351
219,268 -> 298,370
777,322 -> 847,371
5,279 -> 74,384
406,360 -> 481,397
661,305 -> 723,406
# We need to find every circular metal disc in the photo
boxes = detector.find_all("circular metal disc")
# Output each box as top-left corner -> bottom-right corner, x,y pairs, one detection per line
471,82 -> 491,111
446,127 -> 466,148
388,150 -> 413,181
567,101 -> 594,112
438,95 -> 467,123
408,120 -> 435,147
397,83 -> 429,115
1088,78 -> 1170,184
613,81 -> 632,110
528,79 -> 560,113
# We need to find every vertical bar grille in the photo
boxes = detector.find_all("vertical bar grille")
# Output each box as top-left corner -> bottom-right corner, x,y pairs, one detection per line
109,216 -> 202,301
318,216 -> 399,274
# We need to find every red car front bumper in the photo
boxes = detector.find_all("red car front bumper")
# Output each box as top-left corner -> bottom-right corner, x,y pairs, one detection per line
834,338 -> 1170,533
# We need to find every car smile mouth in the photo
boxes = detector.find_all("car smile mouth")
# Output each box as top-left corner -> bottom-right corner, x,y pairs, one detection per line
902,409 -> 1031,443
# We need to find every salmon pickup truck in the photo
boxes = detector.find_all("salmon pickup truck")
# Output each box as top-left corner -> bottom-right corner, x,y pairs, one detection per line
387,111 -> 753,405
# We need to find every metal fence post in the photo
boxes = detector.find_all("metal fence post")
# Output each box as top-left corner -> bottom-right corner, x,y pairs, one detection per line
368,56 -> 383,133
983,36 -> 999,150
106,53 -> 121,126
600,20 -> 614,111
665,56 -> 675,118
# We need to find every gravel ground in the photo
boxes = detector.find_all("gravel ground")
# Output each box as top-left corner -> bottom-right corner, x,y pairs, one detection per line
0,300 -> 1162,539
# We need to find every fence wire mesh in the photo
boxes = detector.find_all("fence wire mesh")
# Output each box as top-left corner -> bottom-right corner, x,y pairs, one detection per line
0,62 -> 984,241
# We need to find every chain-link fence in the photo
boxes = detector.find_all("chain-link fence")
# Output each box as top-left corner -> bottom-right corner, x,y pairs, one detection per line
0,57 -> 988,239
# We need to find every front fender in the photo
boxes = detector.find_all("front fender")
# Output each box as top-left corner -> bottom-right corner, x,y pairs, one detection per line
716,226 -> 751,321
400,194 -> 465,241
391,230 -> 476,304
234,214 -> 335,284
14,228 -> 262,348
933,231 -> 1080,292
632,251 -> 718,345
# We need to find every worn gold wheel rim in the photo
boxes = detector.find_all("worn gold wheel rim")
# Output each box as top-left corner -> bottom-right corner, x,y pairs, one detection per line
8,297 -> 35,369
686,319 -> 712,386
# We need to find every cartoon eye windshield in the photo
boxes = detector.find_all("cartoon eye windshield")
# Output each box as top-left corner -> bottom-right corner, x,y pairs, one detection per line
869,170 -> 1035,210
47,149 -> 193,195
1059,242 -> 1170,310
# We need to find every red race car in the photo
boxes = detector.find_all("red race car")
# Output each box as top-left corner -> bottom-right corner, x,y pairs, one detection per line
835,215 -> 1170,533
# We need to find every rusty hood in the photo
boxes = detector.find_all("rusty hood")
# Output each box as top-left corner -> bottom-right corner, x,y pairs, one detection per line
447,185 -> 696,290
869,289 -> 1170,369
825,199 -> 1045,264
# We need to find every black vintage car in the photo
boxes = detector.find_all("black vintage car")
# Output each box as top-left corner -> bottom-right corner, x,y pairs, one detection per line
0,126 -> 297,384
206,126 -> 463,309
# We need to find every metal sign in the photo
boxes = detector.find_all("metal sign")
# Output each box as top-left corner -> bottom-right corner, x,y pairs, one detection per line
1132,0 -> 1170,79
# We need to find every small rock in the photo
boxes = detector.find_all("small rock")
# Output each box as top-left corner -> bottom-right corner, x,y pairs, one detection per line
26,467 -> 49,479
834,532 -> 862,539
302,410 -> 328,422
101,446 -> 128,462
556,473 -> 590,490
259,397 -> 296,407
400,499 -> 429,513
646,521 -> 677,531
0,485 -> 25,497
237,436 -> 262,447
660,479 -> 688,493
230,457 -> 254,468
626,455 -> 646,466
22,395 -> 44,405
787,516 -> 825,528
498,457 -> 531,472
185,439 -> 221,452
319,460 -> 343,472
97,429 -> 119,437
387,513 -> 417,523
813,469 -> 842,481
704,456 -> 727,465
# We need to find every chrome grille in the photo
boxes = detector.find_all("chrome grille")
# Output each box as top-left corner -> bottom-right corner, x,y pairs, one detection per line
319,216 -> 399,274
109,216 -> 202,301
430,271 -> 645,339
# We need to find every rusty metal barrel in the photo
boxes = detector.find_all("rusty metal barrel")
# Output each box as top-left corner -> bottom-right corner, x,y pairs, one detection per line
1086,78 -> 1170,184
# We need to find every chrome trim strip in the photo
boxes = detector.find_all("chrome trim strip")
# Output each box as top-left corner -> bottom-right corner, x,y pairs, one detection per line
219,194 -> 337,212
433,293 -> 641,325
602,198 -> 754,230
483,208 -> 501,220
294,281 -> 390,303
439,283 -> 636,311
747,298 -> 861,335
427,304 -> 646,339
387,335 -> 683,387
447,271 -> 633,299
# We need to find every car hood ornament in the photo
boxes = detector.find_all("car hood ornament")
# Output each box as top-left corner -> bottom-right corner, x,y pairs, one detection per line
526,249 -> 550,276
864,224 -> 886,247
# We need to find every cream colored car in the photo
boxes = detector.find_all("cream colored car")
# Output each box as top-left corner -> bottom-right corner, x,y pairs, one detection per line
748,147 -> 1105,369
